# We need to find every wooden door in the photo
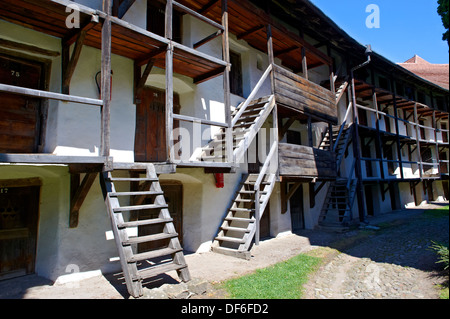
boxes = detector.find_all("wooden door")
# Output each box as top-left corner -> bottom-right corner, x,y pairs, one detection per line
134,87 -> 180,162
0,54 -> 43,153
0,180 -> 40,280
138,181 -> 183,252
289,184 -> 304,231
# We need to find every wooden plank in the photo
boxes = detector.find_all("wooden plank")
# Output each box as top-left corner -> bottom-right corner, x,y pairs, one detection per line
193,30 -> 223,49
0,83 -> 103,106
69,173 -> 98,228
173,0 -> 224,31
0,177 -> 42,188
100,1 -> 112,158
0,38 -> 60,57
62,30 -> 87,94
237,24 -> 265,40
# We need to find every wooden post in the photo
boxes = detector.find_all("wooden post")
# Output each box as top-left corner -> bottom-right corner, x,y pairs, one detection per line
413,103 -> 423,179
391,80 -> 404,180
101,0 -> 112,157
254,188 -> 260,245
373,91 -> 385,179
328,123 -> 334,152
165,0 -> 175,162
266,24 -> 278,178
222,0 -> 232,163
350,72 -> 367,222
327,45 -> 335,95
266,24 -> 275,94
301,47 -> 308,80
307,116 -> 313,147
432,110 -> 440,175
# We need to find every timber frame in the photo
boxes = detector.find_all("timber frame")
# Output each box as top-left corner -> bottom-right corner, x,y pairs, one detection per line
0,0 -> 448,228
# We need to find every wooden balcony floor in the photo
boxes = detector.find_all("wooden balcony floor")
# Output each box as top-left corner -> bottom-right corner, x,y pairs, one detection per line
0,0 -> 226,83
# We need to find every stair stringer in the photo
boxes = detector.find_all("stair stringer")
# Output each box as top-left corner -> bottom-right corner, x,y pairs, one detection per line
239,173 -> 276,252
100,164 -> 190,298
234,95 -> 275,164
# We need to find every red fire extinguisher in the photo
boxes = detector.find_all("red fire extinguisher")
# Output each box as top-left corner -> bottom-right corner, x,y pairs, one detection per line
214,173 -> 224,188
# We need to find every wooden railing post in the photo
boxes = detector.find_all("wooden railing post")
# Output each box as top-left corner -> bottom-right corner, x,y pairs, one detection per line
222,0 -> 232,163
101,0 -> 112,157
165,0 -> 175,162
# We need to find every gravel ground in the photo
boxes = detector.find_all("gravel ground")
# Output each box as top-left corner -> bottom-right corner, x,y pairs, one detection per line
302,203 -> 449,299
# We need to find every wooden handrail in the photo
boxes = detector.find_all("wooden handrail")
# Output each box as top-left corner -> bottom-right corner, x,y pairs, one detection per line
333,101 -> 352,152
254,141 -> 278,190
173,114 -> 228,128
172,1 -> 224,31
231,64 -> 273,127
0,83 -> 103,106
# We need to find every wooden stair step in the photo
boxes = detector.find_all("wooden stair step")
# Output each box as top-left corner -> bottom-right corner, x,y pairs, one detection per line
123,232 -> 178,245
109,191 -> 164,197
215,236 -> 245,244
226,216 -> 255,223
230,207 -> 255,212
221,226 -> 250,233
128,247 -> 182,263
108,177 -> 159,182
113,204 -> 168,212
118,217 -> 173,229
239,190 -> 268,194
134,262 -> 186,281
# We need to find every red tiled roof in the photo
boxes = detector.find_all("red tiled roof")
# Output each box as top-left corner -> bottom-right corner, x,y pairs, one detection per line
398,55 -> 449,90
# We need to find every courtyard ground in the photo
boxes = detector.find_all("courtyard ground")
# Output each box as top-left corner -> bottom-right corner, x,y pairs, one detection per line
0,202 -> 448,299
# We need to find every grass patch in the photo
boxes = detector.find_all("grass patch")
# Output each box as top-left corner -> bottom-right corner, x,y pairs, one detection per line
223,252 -> 322,299
439,285 -> 449,299
423,206 -> 449,219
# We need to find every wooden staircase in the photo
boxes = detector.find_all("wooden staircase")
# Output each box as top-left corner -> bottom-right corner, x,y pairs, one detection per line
318,178 -> 357,231
317,123 -> 356,231
319,124 -> 351,169
208,88 -> 278,259
100,164 -> 190,298
194,95 -> 275,163
212,173 -> 276,259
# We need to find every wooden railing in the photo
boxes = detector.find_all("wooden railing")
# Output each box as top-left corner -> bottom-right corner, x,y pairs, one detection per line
272,65 -> 338,124
278,143 -> 337,178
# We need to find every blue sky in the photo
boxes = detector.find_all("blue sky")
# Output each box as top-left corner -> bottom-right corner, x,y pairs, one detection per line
309,0 -> 449,64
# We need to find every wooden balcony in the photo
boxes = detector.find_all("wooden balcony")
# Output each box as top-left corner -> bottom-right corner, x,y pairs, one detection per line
278,143 -> 337,179
273,65 -> 338,124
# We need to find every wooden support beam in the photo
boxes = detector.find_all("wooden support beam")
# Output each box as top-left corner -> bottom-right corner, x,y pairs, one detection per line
222,0 -> 232,163
70,173 -> 98,228
0,83 -> 103,106
63,15 -> 99,47
135,45 -> 168,66
199,0 -> 221,14
301,47 -> 308,80
114,0 -> 136,19
237,25 -> 265,40
274,46 -> 299,57
194,30 -> 223,49
193,66 -> 225,84
62,30 -> 87,95
134,60 -> 154,102
166,0 -> 175,162
0,38 -> 60,57
279,117 -> 297,140
101,0 -> 112,158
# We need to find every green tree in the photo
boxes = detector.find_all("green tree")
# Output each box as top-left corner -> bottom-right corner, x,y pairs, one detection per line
437,0 -> 449,46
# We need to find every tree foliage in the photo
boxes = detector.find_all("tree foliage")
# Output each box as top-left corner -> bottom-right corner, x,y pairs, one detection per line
437,0 -> 449,46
